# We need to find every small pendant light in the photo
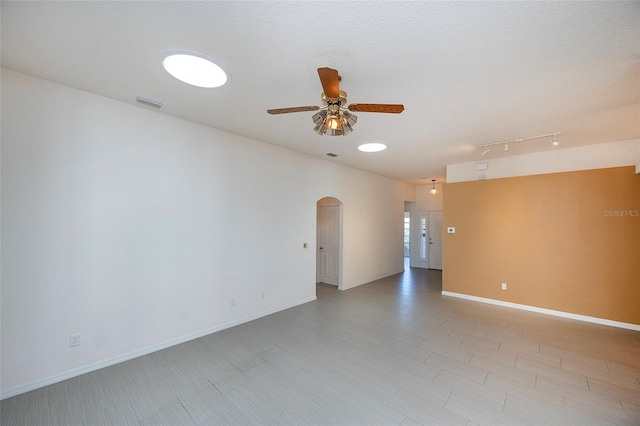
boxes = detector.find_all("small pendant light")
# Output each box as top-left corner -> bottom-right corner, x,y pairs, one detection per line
430,179 -> 438,195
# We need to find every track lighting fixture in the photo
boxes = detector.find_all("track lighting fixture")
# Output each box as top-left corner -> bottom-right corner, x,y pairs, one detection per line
478,133 -> 561,156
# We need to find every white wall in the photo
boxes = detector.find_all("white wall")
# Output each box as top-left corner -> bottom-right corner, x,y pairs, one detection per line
339,172 -> 414,289
447,139 -> 640,183
415,184 -> 443,211
0,70 -> 415,398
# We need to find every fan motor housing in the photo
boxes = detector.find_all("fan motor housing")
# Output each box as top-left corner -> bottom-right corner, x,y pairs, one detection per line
321,90 -> 348,106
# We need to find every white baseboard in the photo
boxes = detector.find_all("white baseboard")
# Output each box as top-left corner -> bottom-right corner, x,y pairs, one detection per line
1,295 -> 317,400
441,291 -> 640,331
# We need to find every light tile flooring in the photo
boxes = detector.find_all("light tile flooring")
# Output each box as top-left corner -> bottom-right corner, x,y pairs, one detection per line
2,264 -> 640,425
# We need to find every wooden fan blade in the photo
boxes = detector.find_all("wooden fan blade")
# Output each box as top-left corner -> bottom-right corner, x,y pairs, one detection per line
317,67 -> 340,99
348,104 -> 405,114
267,106 -> 320,114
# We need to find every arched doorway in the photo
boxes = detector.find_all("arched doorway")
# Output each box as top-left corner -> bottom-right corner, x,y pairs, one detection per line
316,197 -> 343,289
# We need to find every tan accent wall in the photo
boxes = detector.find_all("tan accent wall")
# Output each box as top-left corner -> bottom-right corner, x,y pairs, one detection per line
442,166 -> 640,325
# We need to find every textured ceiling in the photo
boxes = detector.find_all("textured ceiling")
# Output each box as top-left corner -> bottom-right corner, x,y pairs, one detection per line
2,1 -> 639,184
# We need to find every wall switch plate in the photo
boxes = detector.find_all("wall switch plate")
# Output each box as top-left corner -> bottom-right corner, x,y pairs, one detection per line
501,283 -> 507,290
261,291 -> 266,299
230,298 -> 236,307
447,227 -> 456,234
303,242 -> 308,249
70,334 -> 80,347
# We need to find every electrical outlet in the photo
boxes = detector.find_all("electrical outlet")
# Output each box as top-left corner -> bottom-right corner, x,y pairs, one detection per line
70,334 -> 80,347
501,283 -> 507,290
230,298 -> 236,307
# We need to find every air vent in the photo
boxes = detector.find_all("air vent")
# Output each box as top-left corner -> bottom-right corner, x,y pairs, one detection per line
135,96 -> 164,109
326,153 -> 338,157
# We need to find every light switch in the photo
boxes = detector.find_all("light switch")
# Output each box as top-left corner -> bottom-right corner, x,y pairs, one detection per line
447,227 -> 455,234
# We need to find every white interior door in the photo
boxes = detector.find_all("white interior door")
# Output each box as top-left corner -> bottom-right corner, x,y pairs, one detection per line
317,205 -> 339,286
428,211 -> 443,270
412,212 -> 429,269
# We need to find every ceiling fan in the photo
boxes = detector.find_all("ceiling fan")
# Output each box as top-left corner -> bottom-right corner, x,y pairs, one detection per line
267,67 -> 404,136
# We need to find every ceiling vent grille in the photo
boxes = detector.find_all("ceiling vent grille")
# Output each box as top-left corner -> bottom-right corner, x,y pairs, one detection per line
135,96 -> 164,109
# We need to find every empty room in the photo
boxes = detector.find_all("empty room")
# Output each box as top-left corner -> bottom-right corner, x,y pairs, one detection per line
1,1 -> 639,425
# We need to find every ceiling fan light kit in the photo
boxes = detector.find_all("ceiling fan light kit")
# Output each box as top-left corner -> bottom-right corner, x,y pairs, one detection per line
313,109 -> 357,136
268,67 -> 404,137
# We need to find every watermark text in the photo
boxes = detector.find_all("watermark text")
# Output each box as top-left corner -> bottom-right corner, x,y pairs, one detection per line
604,209 -> 639,217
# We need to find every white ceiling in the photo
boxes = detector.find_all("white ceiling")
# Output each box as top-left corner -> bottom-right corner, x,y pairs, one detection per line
2,1 -> 639,184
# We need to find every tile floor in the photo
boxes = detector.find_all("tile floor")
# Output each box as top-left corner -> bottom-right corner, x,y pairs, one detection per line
2,264 -> 639,425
